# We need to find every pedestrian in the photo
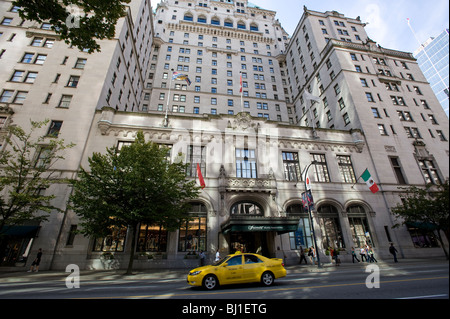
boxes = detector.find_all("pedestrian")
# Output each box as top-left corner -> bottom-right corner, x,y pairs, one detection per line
351,247 -> 360,263
28,248 -> 42,272
368,246 -> 377,263
299,246 -> 307,264
308,246 -> 316,265
200,250 -> 206,266
215,249 -> 220,262
360,247 -> 366,262
389,243 -> 398,263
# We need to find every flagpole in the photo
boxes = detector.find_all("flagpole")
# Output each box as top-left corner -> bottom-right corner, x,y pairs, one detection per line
350,167 -> 368,189
301,161 -> 321,268
164,69 -> 174,128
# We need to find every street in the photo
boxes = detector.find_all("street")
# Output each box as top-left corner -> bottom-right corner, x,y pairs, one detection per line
0,259 -> 448,300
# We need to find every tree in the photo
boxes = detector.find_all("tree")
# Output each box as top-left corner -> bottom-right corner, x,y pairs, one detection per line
0,120 -> 75,235
392,180 -> 449,260
70,131 -> 200,274
13,0 -> 131,53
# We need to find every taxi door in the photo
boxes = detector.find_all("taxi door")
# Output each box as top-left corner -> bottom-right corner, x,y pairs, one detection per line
221,255 -> 244,284
242,254 -> 263,282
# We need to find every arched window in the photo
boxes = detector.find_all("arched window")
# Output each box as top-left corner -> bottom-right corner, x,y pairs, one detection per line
250,23 -> 259,31
231,201 -> 263,215
286,204 -> 313,250
224,19 -> 233,28
197,15 -> 207,23
211,17 -> 220,26
184,13 -> 193,22
317,204 -> 345,249
347,205 -> 374,247
178,202 -> 207,252
237,21 -> 246,29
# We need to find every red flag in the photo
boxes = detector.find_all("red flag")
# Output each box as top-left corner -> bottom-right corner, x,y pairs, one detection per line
197,163 -> 206,189
239,73 -> 243,93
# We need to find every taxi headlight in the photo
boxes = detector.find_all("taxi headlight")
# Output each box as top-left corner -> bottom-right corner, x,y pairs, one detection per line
190,270 -> 202,276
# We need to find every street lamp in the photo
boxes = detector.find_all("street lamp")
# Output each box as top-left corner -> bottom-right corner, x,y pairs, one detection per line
302,160 -> 321,268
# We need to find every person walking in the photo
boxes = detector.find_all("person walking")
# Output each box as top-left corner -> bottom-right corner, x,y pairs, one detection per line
389,243 -> 398,263
299,246 -> 308,264
308,246 -> 316,265
351,247 -> 360,263
199,250 -> 206,266
214,249 -> 220,262
360,247 -> 366,262
368,246 -> 377,263
28,248 -> 42,272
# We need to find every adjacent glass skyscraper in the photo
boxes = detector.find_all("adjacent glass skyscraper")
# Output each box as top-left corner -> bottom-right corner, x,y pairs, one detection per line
414,29 -> 449,117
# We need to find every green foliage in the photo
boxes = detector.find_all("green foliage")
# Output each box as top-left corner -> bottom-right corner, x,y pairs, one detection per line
0,120 -> 75,233
13,0 -> 131,53
392,180 -> 449,259
69,131 -> 200,273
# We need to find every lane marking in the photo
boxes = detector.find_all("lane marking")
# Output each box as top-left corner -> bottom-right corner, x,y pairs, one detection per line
74,276 -> 449,299
396,294 -> 448,299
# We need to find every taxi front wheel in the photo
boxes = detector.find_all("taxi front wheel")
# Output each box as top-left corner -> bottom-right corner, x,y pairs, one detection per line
203,274 -> 219,290
261,271 -> 274,286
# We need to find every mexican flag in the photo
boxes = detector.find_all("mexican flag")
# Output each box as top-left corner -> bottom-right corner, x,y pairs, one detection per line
361,169 -> 379,194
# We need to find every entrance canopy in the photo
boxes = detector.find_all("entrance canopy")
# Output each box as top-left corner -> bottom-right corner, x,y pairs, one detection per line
0,225 -> 40,237
221,216 -> 299,235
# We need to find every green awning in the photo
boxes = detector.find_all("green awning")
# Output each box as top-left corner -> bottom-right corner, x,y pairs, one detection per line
221,216 -> 299,235
406,222 -> 438,231
0,225 -> 40,237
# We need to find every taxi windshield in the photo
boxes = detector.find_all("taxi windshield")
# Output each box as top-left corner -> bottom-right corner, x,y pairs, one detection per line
212,256 -> 230,266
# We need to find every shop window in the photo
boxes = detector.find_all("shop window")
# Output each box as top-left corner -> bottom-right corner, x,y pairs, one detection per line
317,204 -> 345,249
137,224 -> 167,252
93,226 -> 127,252
178,203 -> 207,252
347,205 -> 374,248
406,223 -> 439,248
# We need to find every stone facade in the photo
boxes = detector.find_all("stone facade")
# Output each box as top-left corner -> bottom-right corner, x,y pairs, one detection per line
0,0 -> 448,270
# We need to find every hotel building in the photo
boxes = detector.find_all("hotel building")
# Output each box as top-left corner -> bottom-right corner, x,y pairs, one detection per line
0,0 -> 448,270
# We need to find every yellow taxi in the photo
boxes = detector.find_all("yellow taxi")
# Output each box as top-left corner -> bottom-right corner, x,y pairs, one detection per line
187,253 -> 286,290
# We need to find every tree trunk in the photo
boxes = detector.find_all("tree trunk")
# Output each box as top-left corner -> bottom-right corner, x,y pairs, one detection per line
125,224 -> 138,275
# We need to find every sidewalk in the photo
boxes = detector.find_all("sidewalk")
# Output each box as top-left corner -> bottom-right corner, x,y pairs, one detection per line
0,258 -> 447,284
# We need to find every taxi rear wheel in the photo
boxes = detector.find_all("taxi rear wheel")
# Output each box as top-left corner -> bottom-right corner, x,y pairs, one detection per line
203,274 -> 218,290
261,271 -> 274,286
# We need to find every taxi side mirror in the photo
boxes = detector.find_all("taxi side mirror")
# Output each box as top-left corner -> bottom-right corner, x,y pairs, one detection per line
222,263 -> 228,267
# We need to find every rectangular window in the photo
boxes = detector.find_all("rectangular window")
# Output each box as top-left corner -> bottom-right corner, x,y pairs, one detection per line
47,120 -> 63,137
58,95 -> 72,108
282,152 -> 301,182
418,159 -> 441,185
186,145 -> 205,178
67,75 -> 80,88
337,155 -> 356,183
236,148 -> 257,178
389,157 -> 406,184
311,153 -> 330,182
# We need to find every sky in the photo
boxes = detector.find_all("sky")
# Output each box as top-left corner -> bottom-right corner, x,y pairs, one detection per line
150,0 -> 449,54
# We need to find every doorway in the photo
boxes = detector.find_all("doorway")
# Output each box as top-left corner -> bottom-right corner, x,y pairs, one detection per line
230,232 -> 270,257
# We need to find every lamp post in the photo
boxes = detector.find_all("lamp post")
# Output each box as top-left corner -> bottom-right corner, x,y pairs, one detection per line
302,161 -> 321,268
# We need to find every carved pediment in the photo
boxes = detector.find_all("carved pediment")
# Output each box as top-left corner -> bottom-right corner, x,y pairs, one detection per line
229,112 -> 259,132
